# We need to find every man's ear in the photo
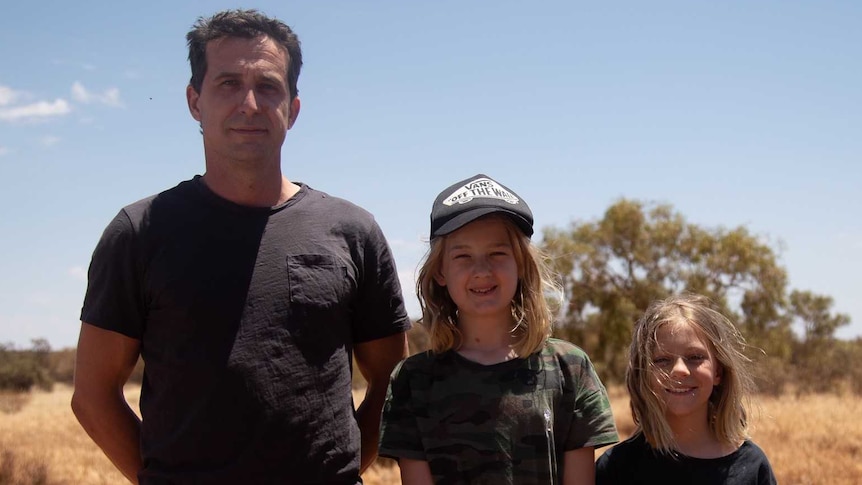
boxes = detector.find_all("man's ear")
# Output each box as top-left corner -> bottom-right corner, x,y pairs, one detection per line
287,96 -> 301,129
187,84 -> 202,122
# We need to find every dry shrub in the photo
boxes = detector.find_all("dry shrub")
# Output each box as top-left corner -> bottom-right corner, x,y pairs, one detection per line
47,349 -> 76,385
752,355 -> 792,397
0,449 -> 52,485
0,393 -> 31,415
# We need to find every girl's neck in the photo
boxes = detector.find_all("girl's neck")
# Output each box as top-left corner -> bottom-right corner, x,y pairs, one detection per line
669,417 -> 738,459
456,315 -> 519,365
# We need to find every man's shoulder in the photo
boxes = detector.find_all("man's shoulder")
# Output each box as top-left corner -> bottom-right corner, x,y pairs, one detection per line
300,184 -> 369,212
120,178 -> 198,217
296,184 -> 381,232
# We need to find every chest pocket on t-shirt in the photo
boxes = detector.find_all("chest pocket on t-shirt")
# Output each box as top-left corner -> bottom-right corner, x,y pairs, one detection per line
286,254 -> 353,353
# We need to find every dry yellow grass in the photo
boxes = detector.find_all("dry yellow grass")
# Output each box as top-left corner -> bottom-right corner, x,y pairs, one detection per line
0,385 -> 140,484
597,386 -> 862,485
1,384 -> 859,484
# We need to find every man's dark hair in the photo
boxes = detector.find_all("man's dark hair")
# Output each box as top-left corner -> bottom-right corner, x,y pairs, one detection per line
186,9 -> 303,99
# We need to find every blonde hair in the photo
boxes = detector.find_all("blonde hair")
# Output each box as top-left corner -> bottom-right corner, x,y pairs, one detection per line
626,293 -> 755,454
416,215 -> 560,356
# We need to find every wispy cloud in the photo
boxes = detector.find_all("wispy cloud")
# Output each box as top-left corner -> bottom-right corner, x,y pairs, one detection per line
40,136 -> 61,147
68,266 -> 87,282
0,146 -> 8,156
71,81 -> 123,107
0,85 -> 22,106
0,99 -> 71,122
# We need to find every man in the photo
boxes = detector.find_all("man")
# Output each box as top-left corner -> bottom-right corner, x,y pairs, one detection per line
71,9 -> 411,484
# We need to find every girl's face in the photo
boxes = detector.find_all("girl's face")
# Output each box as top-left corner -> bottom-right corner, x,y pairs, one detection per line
649,321 -> 722,425
434,216 -> 519,327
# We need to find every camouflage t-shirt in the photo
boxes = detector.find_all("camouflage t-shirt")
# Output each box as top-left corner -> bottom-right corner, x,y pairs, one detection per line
379,338 -> 619,484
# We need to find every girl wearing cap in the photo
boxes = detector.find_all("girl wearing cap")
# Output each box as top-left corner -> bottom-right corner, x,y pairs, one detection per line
379,174 -> 618,484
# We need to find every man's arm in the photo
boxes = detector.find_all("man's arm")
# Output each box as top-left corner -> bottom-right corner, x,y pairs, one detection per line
353,331 -> 409,473
71,322 -> 143,484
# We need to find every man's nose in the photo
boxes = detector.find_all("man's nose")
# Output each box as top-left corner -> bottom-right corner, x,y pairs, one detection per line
239,89 -> 259,114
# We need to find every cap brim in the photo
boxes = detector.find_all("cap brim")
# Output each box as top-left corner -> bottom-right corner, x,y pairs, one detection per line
431,207 -> 533,238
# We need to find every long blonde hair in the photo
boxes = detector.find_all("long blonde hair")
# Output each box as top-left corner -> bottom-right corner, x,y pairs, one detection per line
626,293 -> 755,454
416,215 -> 561,356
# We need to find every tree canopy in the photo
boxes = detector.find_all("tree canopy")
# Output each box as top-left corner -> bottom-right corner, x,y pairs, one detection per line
540,198 -> 854,393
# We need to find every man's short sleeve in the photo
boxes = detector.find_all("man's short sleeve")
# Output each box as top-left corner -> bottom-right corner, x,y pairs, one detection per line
80,209 -> 145,339
351,219 -> 411,343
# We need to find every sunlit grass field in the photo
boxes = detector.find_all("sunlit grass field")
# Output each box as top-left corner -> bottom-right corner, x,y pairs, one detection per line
1,384 -> 859,484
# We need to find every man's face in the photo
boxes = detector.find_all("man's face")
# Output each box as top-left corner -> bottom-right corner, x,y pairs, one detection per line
186,35 -> 300,166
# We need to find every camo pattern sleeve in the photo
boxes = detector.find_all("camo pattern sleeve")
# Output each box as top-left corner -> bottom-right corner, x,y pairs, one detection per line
545,338 -> 619,451
379,353 -> 431,461
378,339 -> 619,484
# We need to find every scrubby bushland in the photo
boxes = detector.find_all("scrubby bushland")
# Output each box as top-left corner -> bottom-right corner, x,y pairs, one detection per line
0,340 -> 53,392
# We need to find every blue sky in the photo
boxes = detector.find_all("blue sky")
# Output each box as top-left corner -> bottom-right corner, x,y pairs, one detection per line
1,1 -> 859,349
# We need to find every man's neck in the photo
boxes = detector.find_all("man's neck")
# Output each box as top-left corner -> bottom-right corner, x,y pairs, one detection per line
202,169 -> 299,207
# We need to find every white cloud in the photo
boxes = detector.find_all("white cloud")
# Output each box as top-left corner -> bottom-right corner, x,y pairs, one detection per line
0,85 -> 22,106
0,99 -> 71,122
40,136 -> 61,147
0,146 -> 8,156
68,266 -> 87,282
71,81 -> 123,107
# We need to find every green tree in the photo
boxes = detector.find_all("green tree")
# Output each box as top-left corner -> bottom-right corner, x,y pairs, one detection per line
789,290 -> 851,393
0,339 -> 54,392
541,199 -> 801,384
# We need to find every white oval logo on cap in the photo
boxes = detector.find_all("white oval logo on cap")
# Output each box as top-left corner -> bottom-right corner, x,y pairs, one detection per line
443,178 -> 520,206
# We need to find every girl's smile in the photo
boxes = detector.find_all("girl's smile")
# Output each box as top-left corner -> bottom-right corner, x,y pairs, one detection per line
435,216 -> 519,328
650,322 -> 722,425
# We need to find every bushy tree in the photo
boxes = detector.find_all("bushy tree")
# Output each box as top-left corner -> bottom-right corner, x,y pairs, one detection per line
0,339 -> 54,392
540,198 -> 851,390
789,291 -> 851,393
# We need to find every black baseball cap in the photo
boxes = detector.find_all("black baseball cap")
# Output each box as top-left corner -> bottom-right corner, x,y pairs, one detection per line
429,174 -> 534,239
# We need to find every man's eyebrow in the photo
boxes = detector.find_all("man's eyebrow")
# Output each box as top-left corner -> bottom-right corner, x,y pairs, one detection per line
210,71 -> 286,85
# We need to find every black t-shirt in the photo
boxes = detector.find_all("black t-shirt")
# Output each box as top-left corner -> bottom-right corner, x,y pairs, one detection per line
596,433 -> 777,485
81,177 -> 411,484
